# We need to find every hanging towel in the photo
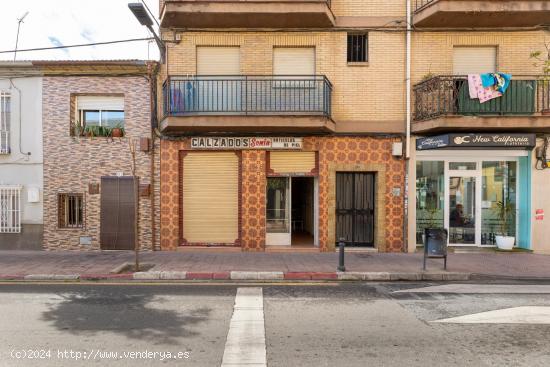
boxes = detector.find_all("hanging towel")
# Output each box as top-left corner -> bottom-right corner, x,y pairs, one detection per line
481,73 -> 512,94
467,74 -> 502,103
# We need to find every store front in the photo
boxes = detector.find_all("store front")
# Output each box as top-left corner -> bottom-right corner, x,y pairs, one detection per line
414,133 -> 535,248
160,136 -> 406,252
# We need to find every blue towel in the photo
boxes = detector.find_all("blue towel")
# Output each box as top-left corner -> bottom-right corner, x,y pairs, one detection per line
480,73 -> 512,94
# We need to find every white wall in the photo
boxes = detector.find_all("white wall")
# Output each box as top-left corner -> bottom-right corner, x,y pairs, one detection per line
0,76 -> 43,224
531,138 -> 550,254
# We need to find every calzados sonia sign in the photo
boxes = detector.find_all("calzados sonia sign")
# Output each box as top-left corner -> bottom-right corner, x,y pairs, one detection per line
191,137 -> 303,150
416,133 -> 536,150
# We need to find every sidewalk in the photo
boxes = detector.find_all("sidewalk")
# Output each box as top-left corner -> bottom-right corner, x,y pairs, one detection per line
0,250 -> 549,281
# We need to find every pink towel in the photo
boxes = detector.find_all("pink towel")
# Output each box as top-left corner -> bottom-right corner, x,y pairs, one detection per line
467,74 -> 502,103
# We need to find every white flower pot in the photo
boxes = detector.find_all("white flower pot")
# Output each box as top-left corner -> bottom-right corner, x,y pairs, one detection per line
495,235 -> 515,251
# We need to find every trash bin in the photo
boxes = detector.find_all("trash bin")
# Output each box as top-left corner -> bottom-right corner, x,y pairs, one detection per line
423,228 -> 448,270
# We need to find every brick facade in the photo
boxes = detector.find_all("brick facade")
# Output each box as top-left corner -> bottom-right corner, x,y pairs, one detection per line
42,75 -> 159,250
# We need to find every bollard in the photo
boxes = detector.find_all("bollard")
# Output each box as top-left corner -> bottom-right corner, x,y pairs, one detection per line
337,237 -> 346,272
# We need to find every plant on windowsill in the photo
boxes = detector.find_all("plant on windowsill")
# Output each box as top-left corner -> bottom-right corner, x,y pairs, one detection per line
111,124 -> 124,138
494,200 -> 516,251
71,120 -> 84,139
84,125 -> 111,139
530,41 -> 550,115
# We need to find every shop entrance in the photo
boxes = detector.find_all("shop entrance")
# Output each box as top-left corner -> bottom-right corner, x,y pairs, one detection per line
266,176 -> 318,247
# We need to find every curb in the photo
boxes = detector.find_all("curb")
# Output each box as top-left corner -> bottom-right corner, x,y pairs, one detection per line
0,271 -> 472,282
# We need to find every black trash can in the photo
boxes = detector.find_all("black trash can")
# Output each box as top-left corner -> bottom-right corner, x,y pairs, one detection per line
423,228 -> 448,270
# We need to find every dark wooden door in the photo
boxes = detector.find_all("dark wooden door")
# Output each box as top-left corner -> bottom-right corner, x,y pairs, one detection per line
336,172 -> 375,247
100,176 -> 137,250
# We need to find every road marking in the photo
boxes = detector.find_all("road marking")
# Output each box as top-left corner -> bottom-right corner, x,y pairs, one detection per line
221,287 -> 266,367
394,284 -> 550,294
433,306 -> 550,324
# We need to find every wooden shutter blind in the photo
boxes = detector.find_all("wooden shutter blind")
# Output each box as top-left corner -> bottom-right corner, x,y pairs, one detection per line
100,176 -> 137,250
269,151 -> 316,174
182,152 -> 239,244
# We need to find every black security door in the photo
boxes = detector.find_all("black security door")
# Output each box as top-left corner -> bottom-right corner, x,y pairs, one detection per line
336,172 -> 375,247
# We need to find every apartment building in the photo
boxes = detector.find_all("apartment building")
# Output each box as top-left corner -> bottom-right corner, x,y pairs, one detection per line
0,62 -> 43,249
40,60 -> 160,251
407,1 -> 550,253
157,0 -> 408,251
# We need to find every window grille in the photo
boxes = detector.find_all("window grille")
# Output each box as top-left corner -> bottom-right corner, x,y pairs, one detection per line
58,193 -> 84,228
0,92 -> 10,154
347,34 -> 368,63
0,185 -> 21,233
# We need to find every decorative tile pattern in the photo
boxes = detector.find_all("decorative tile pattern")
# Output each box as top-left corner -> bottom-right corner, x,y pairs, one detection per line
160,136 -> 405,252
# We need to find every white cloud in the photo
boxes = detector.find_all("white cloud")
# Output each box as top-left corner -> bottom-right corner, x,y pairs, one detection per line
0,0 -> 160,61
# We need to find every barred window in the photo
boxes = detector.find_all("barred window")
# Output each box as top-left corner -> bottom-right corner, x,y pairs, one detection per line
58,193 -> 84,228
0,92 -> 11,154
347,34 -> 368,63
0,186 -> 21,233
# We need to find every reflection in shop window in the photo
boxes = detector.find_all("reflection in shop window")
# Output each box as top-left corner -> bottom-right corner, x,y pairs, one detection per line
266,177 -> 289,233
416,161 -> 444,244
482,161 -> 517,245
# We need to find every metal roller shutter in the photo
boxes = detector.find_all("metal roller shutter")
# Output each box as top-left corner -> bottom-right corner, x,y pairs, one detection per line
453,47 -> 497,75
273,48 -> 315,75
197,47 -> 240,75
77,96 -> 124,110
270,151 -> 316,174
182,152 -> 239,243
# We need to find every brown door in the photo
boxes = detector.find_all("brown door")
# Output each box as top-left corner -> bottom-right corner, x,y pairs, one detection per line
100,176 -> 137,250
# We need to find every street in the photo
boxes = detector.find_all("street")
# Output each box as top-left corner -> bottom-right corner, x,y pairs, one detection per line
0,281 -> 549,367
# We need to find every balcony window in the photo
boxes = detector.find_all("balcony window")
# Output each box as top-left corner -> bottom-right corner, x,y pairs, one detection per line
0,92 -> 10,154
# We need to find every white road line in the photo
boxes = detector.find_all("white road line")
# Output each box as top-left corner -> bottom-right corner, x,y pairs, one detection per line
394,284 -> 550,294
433,306 -> 550,324
221,287 -> 267,367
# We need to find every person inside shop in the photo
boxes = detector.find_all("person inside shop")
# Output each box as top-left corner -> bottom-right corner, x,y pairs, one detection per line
450,203 -> 470,227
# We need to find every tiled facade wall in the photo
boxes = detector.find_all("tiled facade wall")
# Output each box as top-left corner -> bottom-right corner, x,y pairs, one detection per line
412,31 -> 548,83
42,76 -> 158,250
159,31 -> 406,129
160,136 -> 405,252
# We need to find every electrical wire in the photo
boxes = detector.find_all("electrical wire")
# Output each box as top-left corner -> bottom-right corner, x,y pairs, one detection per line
0,37 -> 154,54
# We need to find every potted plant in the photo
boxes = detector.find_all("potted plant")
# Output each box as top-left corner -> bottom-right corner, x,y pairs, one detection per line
111,124 -> 124,138
530,42 -> 550,115
71,120 -> 84,138
494,200 -> 516,251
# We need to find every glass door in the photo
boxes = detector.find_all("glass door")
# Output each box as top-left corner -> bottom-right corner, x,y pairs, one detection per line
266,177 -> 291,246
445,161 -> 481,246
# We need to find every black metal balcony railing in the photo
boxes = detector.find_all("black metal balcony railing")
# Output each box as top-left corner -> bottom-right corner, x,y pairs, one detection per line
413,75 -> 550,121
162,75 -> 332,118
414,0 -> 436,11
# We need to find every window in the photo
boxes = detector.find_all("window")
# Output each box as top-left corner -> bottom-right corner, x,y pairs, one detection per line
58,193 -> 84,228
196,47 -> 240,75
453,46 -> 497,75
0,186 -> 21,233
76,96 -> 124,129
273,48 -> 316,76
0,92 -> 10,154
347,34 -> 368,63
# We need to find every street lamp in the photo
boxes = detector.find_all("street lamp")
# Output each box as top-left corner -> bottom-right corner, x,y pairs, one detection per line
128,3 -> 166,62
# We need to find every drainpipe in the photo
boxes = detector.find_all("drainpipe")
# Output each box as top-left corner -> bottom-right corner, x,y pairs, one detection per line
403,0 -> 412,252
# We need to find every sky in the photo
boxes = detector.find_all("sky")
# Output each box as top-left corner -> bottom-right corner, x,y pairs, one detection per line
0,0 -> 160,61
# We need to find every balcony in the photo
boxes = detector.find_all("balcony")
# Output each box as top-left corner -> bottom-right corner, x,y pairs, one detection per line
412,75 -> 550,133
160,0 -> 335,28
413,0 -> 550,28
161,75 -> 334,134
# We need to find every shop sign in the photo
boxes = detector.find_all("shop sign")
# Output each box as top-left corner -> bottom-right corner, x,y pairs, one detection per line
417,133 -> 535,150
190,137 -> 303,150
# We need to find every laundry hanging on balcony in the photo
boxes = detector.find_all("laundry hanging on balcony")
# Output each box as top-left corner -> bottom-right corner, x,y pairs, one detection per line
467,73 -> 512,103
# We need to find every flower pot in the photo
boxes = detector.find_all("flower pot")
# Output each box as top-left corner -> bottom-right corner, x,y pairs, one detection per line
111,128 -> 123,138
495,235 -> 515,250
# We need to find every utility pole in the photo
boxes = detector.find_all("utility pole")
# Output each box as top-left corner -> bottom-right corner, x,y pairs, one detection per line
14,11 -> 29,61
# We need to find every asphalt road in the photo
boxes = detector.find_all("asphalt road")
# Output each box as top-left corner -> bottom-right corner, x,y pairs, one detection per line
0,281 -> 549,366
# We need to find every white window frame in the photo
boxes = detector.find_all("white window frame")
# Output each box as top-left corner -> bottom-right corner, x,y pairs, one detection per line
75,96 -> 124,128
0,92 -> 11,155
0,185 -> 21,233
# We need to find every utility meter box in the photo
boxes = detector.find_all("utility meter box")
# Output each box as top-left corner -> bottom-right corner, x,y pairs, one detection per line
27,187 -> 40,203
